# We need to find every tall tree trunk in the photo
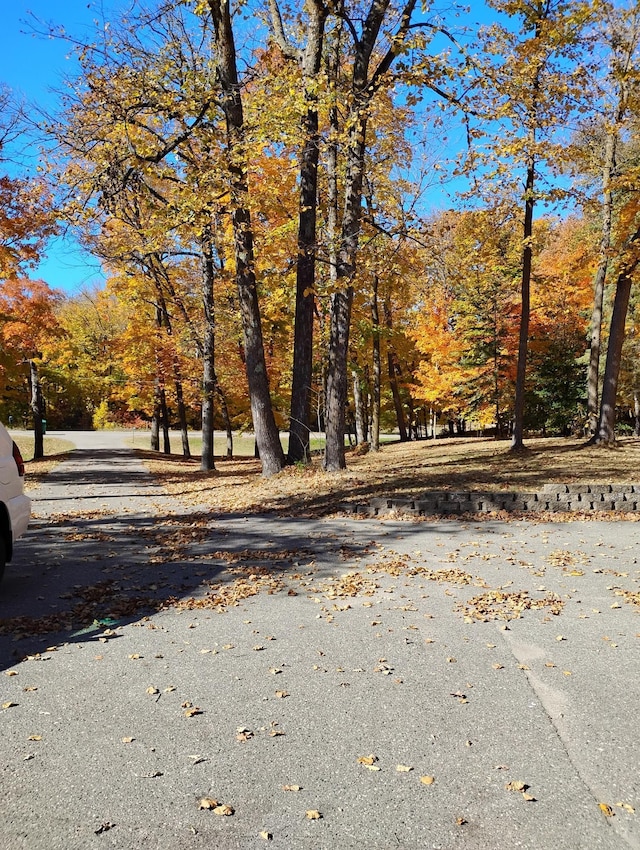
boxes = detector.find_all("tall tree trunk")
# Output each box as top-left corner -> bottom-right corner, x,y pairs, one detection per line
151,385 -> 160,452
174,372 -> 190,459
323,0 -> 418,471
269,0 -> 327,465
322,28 -> 343,469
511,8 -> 547,451
324,108 -> 369,470
384,298 -> 408,441
201,230 -> 216,471
146,262 -> 189,458
160,387 -> 171,454
216,383 -> 234,458
587,133 -> 617,434
324,103 -> 368,469
352,366 -> 366,445
408,396 -> 416,440
587,220 -> 612,434
634,389 -> 640,437
511,152 -> 535,451
207,0 -> 284,477
29,360 -> 44,461
370,275 -> 381,452
594,229 -> 640,444
587,58 -> 630,434
325,285 -> 355,469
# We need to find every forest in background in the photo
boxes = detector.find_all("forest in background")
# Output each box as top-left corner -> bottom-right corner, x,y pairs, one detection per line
1,0 -> 639,474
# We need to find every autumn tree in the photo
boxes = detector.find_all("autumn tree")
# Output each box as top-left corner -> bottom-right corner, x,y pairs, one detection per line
267,0 -> 328,464
563,2 -> 640,441
49,4 -> 239,466
465,0 -> 592,449
527,217 -> 594,434
584,9 -> 638,433
594,215 -> 640,444
199,0 -> 286,476
0,86 -> 57,281
0,279 -> 63,458
322,0 -> 439,470
349,114 -> 427,449
51,285 -> 129,427
0,86 -> 59,451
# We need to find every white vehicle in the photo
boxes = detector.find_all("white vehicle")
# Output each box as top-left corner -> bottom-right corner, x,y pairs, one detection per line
0,422 -> 31,582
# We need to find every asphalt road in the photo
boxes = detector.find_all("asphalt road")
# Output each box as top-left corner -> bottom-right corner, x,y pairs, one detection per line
0,442 -> 638,850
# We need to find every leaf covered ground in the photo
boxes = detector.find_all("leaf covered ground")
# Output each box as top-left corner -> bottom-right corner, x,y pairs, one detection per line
140,436 -> 640,518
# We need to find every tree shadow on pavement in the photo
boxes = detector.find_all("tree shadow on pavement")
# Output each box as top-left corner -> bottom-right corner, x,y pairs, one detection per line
0,503 -> 474,672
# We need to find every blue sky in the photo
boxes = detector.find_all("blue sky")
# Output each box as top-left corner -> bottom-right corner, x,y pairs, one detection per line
2,1 -> 108,293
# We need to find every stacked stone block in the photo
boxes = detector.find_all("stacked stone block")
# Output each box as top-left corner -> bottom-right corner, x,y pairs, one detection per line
343,483 -> 640,517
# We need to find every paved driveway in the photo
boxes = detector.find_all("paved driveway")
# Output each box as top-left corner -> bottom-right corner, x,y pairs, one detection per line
0,446 -> 638,849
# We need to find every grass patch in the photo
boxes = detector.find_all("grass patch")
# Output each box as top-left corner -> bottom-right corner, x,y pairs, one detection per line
11,435 -> 76,489
140,435 -> 640,518
13,435 -> 76,463
128,431 -> 342,457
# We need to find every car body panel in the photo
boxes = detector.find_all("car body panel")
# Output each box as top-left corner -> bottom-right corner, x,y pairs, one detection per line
0,423 -> 32,554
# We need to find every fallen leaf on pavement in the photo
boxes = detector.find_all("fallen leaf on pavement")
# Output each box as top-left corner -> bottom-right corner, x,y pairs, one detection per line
305,810 -> 322,820
2,701 -> 17,709
420,775 -> 435,785
236,727 -> 254,742
260,831 -> 273,840
396,765 -> 413,772
599,803 -> 615,817
122,737 -> 135,744
283,785 -> 301,792
505,781 -> 527,792
357,755 -> 377,766
213,804 -> 234,816
198,798 -> 219,810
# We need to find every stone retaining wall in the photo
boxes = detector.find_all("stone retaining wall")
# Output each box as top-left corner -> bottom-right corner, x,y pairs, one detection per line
341,483 -> 640,517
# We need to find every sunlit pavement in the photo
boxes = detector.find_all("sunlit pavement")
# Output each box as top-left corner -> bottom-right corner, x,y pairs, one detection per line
0,446 -> 638,850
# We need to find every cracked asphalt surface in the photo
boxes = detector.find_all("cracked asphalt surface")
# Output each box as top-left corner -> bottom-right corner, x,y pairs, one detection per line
0,433 -> 638,849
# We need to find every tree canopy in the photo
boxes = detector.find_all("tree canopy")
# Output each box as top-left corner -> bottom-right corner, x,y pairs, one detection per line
2,0 -> 640,463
